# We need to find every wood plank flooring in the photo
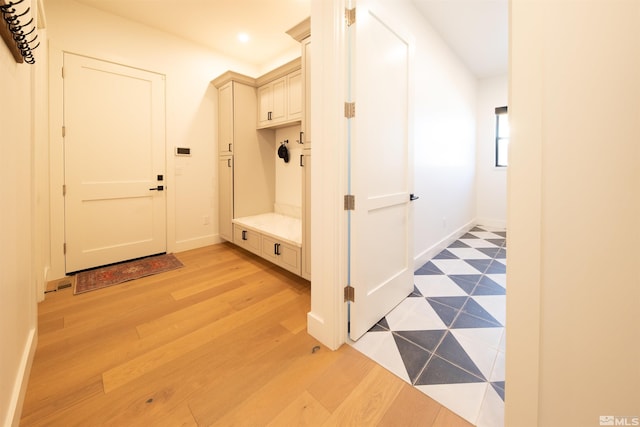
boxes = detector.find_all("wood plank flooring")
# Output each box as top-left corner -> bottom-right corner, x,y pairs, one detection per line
21,243 -> 473,426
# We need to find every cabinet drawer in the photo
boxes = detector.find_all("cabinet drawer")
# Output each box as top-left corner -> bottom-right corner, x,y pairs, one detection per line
261,235 -> 301,275
233,225 -> 261,256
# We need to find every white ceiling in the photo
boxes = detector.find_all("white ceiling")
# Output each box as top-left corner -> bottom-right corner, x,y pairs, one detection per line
413,0 -> 508,78
73,0 -> 312,68
72,0 -> 507,78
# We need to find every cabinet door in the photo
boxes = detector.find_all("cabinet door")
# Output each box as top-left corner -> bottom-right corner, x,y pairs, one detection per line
301,150 -> 311,280
278,242 -> 301,275
218,156 -> 233,241
287,69 -> 303,121
261,235 -> 301,275
301,38 -> 311,146
257,84 -> 272,127
233,225 -> 261,255
219,82 -> 233,155
261,235 -> 280,264
270,77 -> 287,123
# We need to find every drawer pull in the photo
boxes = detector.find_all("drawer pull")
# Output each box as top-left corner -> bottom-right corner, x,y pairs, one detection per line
274,243 -> 281,255
242,230 -> 247,241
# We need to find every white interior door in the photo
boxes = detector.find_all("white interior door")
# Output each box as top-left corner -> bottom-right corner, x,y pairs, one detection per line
348,1 -> 414,340
64,53 -> 166,272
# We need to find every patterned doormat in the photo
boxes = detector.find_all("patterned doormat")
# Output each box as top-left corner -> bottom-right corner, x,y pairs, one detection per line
74,253 -> 183,295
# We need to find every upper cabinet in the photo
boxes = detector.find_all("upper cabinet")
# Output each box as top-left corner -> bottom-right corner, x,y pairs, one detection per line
287,17 -> 311,146
218,81 -> 234,155
256,59 -> 302,129
301,37 -> 311,147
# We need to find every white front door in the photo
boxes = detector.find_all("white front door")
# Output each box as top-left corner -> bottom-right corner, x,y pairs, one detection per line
348,0 -> 414,340
63,54 -> 166,272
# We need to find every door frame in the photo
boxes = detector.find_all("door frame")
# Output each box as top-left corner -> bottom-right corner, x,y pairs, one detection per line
47,47 -> 175,280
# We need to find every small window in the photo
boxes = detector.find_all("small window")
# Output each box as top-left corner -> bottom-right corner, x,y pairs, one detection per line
495,106 -> 509,167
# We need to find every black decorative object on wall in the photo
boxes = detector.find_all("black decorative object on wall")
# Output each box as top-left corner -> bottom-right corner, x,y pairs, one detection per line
0,0 -> 39,64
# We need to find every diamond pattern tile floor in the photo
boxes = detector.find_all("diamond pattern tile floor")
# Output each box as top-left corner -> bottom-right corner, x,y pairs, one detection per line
350,225 -> 506,426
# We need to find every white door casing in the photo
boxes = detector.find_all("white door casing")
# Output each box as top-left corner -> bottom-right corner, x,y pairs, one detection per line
63,54 -> 166,272
348,0 -> 415,340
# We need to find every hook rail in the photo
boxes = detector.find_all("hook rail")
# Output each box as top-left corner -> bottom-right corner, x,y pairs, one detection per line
0,0 -> 38,64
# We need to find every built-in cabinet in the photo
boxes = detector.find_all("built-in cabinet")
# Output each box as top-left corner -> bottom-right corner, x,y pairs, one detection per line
257,61 -> 303,129
213,18 -> 311,279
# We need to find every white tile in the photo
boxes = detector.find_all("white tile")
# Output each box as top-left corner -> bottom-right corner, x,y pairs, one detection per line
470,231 -> 504,240
431,259 -> 482,275
452,332 -> 500,381
385,297 -> 447,331
417,382 -> 488,425
349,331 -> 410,383
472,295 -> 506,326
476,385 -> 505,427
414,275 -> 467,297
460,238 -> 498,248
451,328 -> 505,351
490,350 -> 505,382
447,247 -> 492,260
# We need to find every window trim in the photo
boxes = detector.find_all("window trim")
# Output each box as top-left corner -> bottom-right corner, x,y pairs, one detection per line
495,106 -> 508,167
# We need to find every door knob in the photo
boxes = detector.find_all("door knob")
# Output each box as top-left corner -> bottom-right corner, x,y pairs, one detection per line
149,185 -> 164,191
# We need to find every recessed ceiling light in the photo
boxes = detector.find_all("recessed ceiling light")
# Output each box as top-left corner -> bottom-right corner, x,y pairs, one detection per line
238,33 -> 250,43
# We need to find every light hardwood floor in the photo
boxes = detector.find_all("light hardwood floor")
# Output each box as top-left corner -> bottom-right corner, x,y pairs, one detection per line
21,243 -> 473,426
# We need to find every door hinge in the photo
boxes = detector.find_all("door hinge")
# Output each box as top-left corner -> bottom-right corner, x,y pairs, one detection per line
63,243 -> 66,254
344,102 -> 356,119
344,285 -> 355,302
61,67 -> 64,78
345,8 -> 356,27
62,126 -> 66,137
62,184 -> 66,196
344,194 -> 355,210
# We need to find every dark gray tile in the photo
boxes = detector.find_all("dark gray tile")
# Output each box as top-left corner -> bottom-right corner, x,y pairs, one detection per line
485,260 -> 506,274
449,275 -> 482,294
460,232 -> 479,239
369,317 -> 390,332
487,238 -> 506,247
409,285 -> 423,298
476,247 -> 502,258
434,332 -> 486,380
473,276 -> 506,295
433,249 -> 458,259
394,330 -> 446,353
491,381 -> 505,401
470,226 -> 485,232
462,299 -> 502,326
448,240 -> 471,248
415,355 -> 486,385
428,296 -> 468,310
494,231 -> 507,238
451,312 -> 502,329
465,259 -> 492,273
415,261 -> 444,275
426,299 -> 460,327
393,334 -> 432,384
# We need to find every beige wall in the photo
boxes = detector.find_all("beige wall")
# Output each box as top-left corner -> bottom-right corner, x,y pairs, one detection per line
507,1 -> 640,425
0,2 -> 41,425
44,0 -> 265,278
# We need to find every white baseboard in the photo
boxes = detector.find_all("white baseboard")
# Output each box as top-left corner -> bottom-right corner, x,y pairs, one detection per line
6,327 -> 37,427
173,234 -> 222,253
413,220 -> 476,270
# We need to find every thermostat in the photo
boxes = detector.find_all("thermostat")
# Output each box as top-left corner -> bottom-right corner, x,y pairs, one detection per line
175,147 -> 191,156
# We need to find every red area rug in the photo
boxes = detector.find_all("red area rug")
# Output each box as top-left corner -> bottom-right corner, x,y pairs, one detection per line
74,253 -> 183,295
